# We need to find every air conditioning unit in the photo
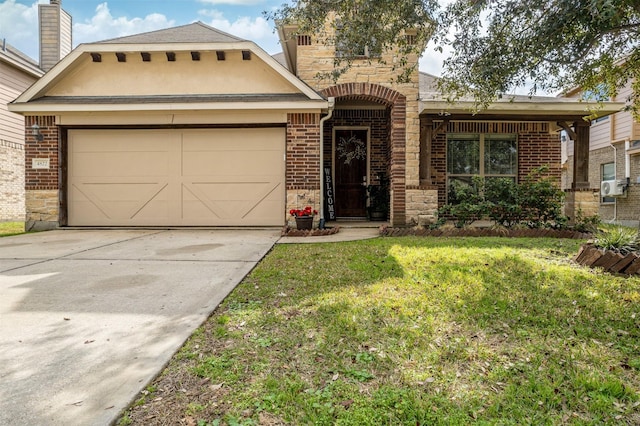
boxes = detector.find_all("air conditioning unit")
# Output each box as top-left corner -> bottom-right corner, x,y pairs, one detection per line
600,180 -> 625,197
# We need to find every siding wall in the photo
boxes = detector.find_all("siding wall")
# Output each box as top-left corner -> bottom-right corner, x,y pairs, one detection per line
0,61 -> 37,221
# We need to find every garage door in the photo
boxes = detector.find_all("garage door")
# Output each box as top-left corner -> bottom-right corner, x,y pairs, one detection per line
68,128 -> 285,226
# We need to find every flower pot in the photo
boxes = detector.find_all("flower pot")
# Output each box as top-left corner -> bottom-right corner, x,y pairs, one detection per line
369,210 -> 387,221
295,216 -> 313,230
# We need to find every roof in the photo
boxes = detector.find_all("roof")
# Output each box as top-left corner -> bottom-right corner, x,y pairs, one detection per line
272,52 -> 289,70
97,22 -> 245,45
418,72 -> 625,121
0,41 -> 43,78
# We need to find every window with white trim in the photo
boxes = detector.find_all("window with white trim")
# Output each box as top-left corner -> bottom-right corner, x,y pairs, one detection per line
446,134 -> 518,202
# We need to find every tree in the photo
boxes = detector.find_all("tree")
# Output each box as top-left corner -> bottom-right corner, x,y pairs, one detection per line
269,0 -> 640,114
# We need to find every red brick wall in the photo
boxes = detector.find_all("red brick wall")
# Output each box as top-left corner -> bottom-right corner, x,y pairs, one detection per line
430,121 -> 561,206
321,83 -> 407,225
323,109 -> 391,184
287,113 -> 321,189
25,116 -> 59,190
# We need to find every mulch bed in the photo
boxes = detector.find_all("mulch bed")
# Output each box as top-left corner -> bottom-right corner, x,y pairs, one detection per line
281,226 -> 341,237
379,226 -> 591,239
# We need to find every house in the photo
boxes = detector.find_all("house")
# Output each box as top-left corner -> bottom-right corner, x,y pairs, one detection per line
562,81 -> 640,226
0,0 -> 70,223
9,16 -> 623,230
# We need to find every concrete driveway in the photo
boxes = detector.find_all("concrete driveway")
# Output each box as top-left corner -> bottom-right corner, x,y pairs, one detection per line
0,229 -> 280,426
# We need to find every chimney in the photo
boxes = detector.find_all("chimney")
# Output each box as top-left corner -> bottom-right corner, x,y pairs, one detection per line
39,0 -> 72,72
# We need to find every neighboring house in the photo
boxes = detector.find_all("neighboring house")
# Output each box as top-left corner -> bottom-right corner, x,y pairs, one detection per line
9,17 -> 622,230
0,43 -> 42,221
0,0 -> 70,223
562,81 -> 640,226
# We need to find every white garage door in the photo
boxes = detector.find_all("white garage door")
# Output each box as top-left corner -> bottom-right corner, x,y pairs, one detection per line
68,128 -> 285,226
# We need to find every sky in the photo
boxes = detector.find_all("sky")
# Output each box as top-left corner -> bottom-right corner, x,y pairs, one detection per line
0,0 -> 448,76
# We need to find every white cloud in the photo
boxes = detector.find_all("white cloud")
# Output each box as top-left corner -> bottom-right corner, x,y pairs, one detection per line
198,9 -> 280,53
0,0 -> 43,60
74,3 -> 175,45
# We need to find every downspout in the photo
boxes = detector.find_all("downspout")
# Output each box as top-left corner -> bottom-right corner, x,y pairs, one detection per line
610,142 -> 618,224
318,97 -> 335,229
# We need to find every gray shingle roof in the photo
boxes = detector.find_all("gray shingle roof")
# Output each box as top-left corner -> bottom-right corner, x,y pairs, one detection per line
0,41 -> 43,76
97,22 -> 246,45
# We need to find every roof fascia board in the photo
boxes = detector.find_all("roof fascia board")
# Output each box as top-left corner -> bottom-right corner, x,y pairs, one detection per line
277,24 -> 297,74
0,54 -> 44,78
419,100 -> 625,117
13,48 -> 85,103
8,99 -> 328,114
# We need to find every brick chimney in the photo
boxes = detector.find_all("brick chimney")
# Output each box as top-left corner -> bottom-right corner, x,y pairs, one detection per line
39,0 -> 72,72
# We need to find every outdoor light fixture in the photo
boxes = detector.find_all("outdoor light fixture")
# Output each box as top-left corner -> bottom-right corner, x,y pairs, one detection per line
31,124 -> 43,142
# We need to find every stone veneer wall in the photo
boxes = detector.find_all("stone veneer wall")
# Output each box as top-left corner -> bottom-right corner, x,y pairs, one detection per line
24,116 -> 59,230
286,113 -> 321,225
295,26 -> 420,225
0,140 -> 25,221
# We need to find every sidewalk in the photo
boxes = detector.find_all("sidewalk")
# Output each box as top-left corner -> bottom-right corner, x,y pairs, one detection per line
277,226 -> 381,244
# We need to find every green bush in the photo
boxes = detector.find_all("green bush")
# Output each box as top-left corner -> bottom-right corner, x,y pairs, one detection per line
435,167 -> 568,229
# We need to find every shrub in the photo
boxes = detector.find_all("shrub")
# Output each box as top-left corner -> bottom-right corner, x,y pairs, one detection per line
573,209 -> 601,233
594,227 -> 639,255
434,166 -> 568,229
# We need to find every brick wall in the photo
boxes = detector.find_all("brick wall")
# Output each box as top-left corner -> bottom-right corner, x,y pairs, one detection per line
323,109 -> 390,182
0,140 -> 25,221
24,116 -> 59,230
286,113 -> 321,221
430,121 -> 561,207
587,144 -> 640,224
25,116 -> 59,190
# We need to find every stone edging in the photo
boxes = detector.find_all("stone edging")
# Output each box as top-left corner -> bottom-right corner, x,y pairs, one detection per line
574,244 -> 640,275
281,226 -> 341,237
379,226 -> 591,239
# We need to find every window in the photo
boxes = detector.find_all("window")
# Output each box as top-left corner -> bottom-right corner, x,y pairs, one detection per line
335,20 -> 379,58
601,162 -> 615,203
583,84 -> 610,123
447,134 -> 518,202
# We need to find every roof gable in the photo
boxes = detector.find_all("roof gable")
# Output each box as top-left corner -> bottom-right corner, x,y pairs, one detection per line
10,22 -> 325,112
98,22 -> 245,45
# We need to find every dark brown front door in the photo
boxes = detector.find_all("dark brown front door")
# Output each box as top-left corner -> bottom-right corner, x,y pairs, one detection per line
334,129 -> 367,218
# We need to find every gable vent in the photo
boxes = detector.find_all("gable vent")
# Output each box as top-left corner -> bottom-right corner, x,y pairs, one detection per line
297,35 -> 311,46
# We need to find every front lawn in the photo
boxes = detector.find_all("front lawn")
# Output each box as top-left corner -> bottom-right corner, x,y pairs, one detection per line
0,222 -> 24,237
120,237 -> 640,425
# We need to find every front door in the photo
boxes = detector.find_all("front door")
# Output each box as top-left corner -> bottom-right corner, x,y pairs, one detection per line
334,128 -> 368,218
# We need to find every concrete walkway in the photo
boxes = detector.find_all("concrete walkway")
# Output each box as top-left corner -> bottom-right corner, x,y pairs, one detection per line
0,229 -> 280,426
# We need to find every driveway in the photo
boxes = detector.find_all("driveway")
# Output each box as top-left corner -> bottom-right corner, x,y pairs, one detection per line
0,229 -> 280,426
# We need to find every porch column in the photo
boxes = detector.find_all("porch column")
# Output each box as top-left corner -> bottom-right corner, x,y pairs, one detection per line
419,118 -> 431,185
572,121 -> 591,189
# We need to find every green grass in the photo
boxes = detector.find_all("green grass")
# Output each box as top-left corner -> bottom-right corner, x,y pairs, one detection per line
123,237 -> 640,425
0,222 -> 24,237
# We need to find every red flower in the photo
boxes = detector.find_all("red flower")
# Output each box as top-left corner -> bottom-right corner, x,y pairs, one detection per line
290,206 -> 317,217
